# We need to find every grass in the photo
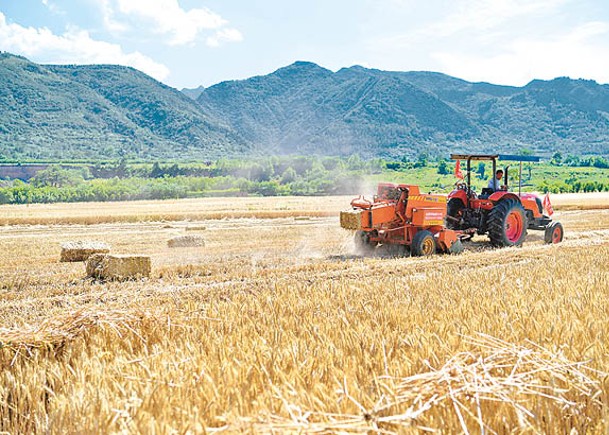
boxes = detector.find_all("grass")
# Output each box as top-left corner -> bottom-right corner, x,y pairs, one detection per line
0,194 -> 608,432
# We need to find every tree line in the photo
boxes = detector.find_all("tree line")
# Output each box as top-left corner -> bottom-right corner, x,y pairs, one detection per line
0,154 -> 608,205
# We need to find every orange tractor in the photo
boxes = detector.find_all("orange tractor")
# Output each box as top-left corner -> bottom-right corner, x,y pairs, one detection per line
446,154 -> 563,246
340,183 -> 464,256
340,153 -> 563,255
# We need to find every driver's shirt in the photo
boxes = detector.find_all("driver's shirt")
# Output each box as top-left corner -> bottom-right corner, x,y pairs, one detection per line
487,177 -> 500,191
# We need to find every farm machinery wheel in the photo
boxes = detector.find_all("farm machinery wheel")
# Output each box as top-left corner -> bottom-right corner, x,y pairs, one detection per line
446,198 -> 464,230
411,230 -> 436,256
487,198 -> 527,247
354,230 -> 377,254
544,222 -> 564,244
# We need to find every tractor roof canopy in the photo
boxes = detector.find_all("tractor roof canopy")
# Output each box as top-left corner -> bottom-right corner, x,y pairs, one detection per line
450,154 -> 541,162
451,154 -> 497,161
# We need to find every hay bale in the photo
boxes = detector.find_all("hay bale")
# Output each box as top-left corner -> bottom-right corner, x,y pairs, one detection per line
167,235 -> 205,248
340,210 -> 363,230
86,254 -> 151,280
185,225 -> 207,231
60,241 -> 110,262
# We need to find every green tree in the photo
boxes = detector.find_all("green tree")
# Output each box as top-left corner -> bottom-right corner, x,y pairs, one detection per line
346,154 -> 364,170
167,163 -> 182,177
437,160 -> 449,175
519,147 -> 533,156
116,158 -> 128,178
150,162 -> 164,178
564,155 -> 580,166
0,189 -> 12,204
476,162 -> 486,180
248,162 -> 273,182
280,167 -> 297,184
31,166 -> 84,188
551,152 -> 563,165
414,153 -> 428,168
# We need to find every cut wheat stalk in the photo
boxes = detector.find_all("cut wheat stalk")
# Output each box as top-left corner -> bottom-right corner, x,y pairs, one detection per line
212,333 -> 605,434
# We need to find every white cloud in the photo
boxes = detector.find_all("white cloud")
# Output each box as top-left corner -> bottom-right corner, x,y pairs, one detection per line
98,0 -> 128,33
40,0 -> 63,15
376,0 -> 571,47
366,0 -> 609,85
206,28 -> 243,48
99,0 -> 241,46
0,12 -> 170,81
426,0 -> 571,37
432,21 -> 609,85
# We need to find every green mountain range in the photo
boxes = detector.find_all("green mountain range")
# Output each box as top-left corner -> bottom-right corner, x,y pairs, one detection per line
196,61 -> 609,158
2,52 -> 609,160
0,52 -> 244,160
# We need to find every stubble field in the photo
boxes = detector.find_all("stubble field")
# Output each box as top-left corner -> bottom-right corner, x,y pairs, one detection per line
1,193 -> 608,433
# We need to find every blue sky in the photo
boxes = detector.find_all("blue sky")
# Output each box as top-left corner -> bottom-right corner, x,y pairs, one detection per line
0,0 -> 608,89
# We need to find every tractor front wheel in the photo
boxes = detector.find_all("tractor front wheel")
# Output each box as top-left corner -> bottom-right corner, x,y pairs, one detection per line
544,222 -> 564,244
411,230 -> 436,256
487,198 -> 527,247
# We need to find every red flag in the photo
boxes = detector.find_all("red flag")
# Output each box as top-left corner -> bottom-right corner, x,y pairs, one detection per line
543,193 -> 554,216
454,160 -> 464,179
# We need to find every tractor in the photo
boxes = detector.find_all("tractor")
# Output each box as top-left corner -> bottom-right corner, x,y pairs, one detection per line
446,154 -> 563,246
340,183 -> 464,256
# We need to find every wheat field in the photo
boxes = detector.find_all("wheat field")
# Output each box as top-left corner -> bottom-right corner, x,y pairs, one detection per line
0,194 -> 608,433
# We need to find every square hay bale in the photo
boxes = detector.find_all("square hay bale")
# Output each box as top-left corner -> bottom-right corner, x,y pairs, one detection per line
167,235 -> 205,248
86,254 -> 151,280
60,241 -> 111,262
340,210 -> 363,230
185,225 -> 207,231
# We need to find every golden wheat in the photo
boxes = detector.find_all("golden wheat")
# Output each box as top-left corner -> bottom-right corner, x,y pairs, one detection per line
0,193 -> 608,433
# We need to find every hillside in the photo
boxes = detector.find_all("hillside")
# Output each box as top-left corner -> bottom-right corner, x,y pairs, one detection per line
196,62 -> 609,157
181,86 -> 206,101
3,52 -> 609,160
0,53 -> 244,160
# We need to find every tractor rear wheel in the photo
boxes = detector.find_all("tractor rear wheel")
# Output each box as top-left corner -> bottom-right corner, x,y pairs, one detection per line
411,230 -> 436,256
544,222 -> 564,244
446,198 -> 464,230
487,198 -> 527,247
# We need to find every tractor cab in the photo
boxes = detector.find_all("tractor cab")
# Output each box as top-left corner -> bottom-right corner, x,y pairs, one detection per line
449,154 -> 546,212
450,153 -> 537,199
447,154 -> 563,247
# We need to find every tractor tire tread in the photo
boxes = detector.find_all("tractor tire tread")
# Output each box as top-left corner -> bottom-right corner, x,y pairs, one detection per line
487,198 -> 527,247
544,221 -> 564,244
411,230 -> 436,256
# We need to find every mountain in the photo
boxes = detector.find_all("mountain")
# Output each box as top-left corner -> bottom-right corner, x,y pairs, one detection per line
2,52 -> 609,160
181,85 -> 206,100
0,52 -> 244,160
196,62 -> 609,157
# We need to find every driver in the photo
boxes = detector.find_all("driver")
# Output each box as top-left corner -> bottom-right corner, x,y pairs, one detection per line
487,169 -> 504,192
